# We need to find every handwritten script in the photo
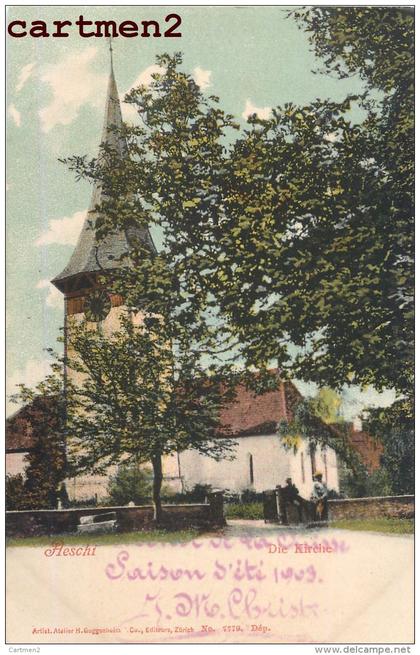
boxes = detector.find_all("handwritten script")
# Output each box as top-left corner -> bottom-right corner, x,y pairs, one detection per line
101,535 -> 348,641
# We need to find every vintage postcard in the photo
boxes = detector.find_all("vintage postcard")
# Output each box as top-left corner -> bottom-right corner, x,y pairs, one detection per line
5,4 -> 414,649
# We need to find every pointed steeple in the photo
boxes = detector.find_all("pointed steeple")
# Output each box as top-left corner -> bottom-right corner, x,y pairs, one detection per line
98,40 -> 127,160
52,51 -> 155,294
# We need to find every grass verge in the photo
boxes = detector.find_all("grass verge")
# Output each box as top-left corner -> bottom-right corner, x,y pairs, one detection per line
224,502 -> 263,520
331,518 -> 414,535
6,528 -> 201,548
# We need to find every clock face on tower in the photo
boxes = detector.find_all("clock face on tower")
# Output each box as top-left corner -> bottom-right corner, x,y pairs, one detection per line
84,290 -> 112,322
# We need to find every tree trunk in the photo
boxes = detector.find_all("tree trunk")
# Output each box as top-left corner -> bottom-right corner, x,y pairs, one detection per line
151,453 -> 163,524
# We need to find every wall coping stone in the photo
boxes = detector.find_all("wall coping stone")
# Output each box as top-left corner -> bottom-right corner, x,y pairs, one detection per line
328,495 -> 413,504
6,503 -> 210,515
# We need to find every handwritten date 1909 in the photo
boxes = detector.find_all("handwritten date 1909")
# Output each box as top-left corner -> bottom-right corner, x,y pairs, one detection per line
106,551 -> 319,584
137,588 -> 319,621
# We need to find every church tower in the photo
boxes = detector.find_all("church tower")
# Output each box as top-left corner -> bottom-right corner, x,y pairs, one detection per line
51,55 -> 156,501
52,56 -> 156,317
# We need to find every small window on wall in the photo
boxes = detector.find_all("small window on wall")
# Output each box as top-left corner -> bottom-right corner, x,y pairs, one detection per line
309,443 -> 317,476
300,452 -> 305,483
247,453 -> 254,485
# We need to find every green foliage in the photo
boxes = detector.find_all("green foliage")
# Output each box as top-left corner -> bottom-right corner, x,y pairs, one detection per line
339,466 -> 393,499
364,398 -> 414,495
287,7 -> 413,395
65,45 -> 412,395
65,315 -> 238,473
22,397 -> 67,509
215,86 -> 413,393
224,502 -> 263,520
62,54 -> 245,521
310,388 -> 344,425
365,469 -> 394,497
7,529 -> 201,548
278,399 -> 362,474
9,380 -> 67,510
6,474 -> 26,511
107,465 -> 152,506
162,483 -> 213,504
63,52 -> 239,360
292,7 -> 413,92
239,489 -> 264,504
60,39 -> 413,517
63,314 -> 240,521
153,10 -> 412,396
331,518 -> 414,535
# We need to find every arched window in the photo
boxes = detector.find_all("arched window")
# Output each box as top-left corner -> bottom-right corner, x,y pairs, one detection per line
247,453 -> 254,486
300,452 -> 305,483
322,449 -> 328,484
309,443 -> 317,476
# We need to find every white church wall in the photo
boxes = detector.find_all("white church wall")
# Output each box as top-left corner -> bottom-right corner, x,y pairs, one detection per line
178,434 -> 291,493
323,445 -> 339,492
162,452 -> 184,493
66,466 -> 119,503
289,443 -> 340,499
288,444 -> 310,499
177,436 -> 341,497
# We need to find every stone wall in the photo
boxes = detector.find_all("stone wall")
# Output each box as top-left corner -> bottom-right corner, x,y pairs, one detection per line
328,495 -> 414,521
6,493 -> 225,538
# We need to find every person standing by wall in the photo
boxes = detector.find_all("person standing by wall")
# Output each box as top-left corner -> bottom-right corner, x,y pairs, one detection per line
311,471 -> 328,520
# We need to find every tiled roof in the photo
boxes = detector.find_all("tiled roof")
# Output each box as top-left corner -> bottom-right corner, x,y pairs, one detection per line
6,405 -> 35,452
347,429 -> 383,472
6,396 -> 61,453
330,422 -> 383,472
5,377 -> 302,451
6,379 -> 381,473
219,377 -> 303,436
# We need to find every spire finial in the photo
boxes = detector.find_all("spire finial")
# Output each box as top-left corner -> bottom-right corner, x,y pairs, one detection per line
108,36 -> 114,73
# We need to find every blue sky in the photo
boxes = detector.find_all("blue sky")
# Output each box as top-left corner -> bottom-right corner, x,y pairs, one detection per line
6,5 -> 395,416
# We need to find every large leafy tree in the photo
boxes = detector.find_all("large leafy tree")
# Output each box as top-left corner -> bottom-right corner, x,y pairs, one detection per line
8,317 -> 238,520
64,314 -> 237,522
66,52 -> 240,361
64,25 -> 413,501
211,7 -> 413,396
62,54 -> 246,520
283,9 -> 414,483
84,17 -> 413,397
293,7 -> 414,390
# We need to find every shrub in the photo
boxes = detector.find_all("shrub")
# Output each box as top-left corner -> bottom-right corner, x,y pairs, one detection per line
224,502 -> 263,520
240,489 -> 264,503
339,466 -> 394,498
6,474 -> 26,511
222,489 -> 241,504
161,483 -> 212,504
106,466 -> 153,506
364,468 -> 394,497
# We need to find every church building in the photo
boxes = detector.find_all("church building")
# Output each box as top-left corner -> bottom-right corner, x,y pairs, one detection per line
45,60 -> 342,502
